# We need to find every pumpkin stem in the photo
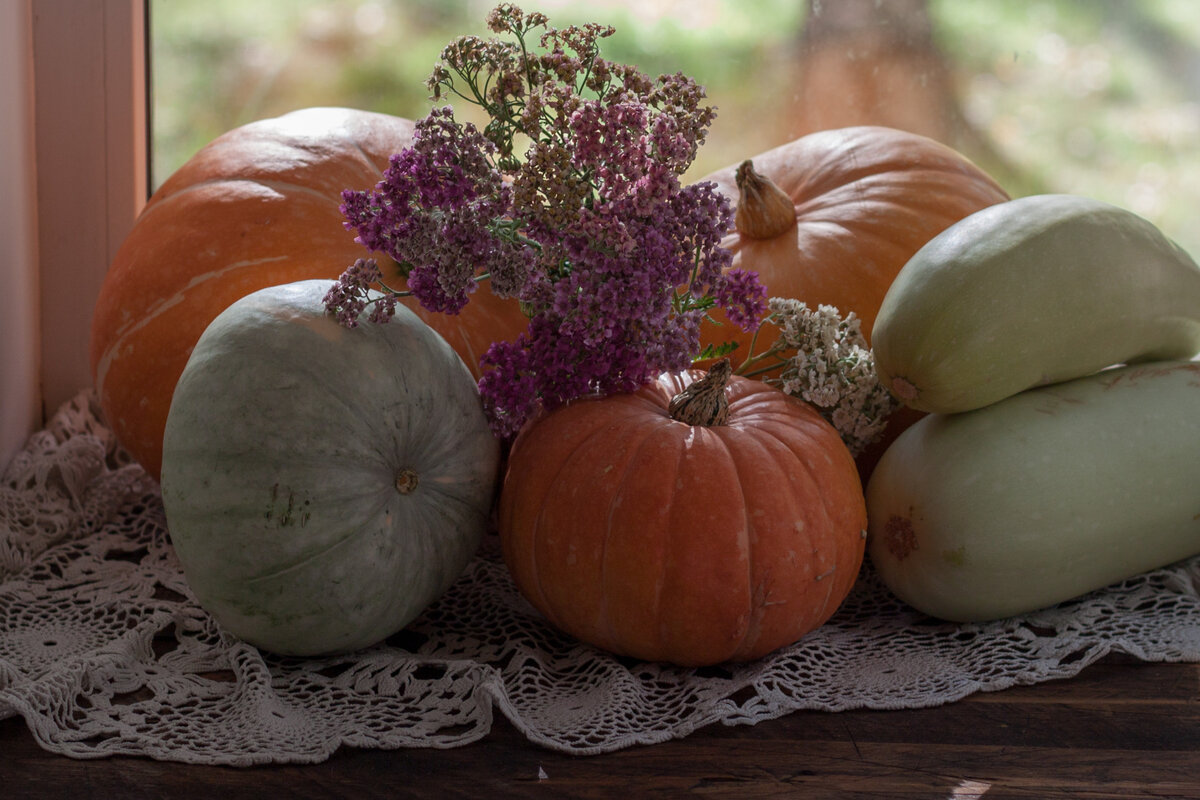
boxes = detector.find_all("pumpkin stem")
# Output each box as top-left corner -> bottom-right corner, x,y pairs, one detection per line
395,468 -> 419,495
734,160 -> 796,240
668,358 -> 733,426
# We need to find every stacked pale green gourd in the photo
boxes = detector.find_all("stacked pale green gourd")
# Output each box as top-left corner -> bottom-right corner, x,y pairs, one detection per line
866,194 -> 1200,622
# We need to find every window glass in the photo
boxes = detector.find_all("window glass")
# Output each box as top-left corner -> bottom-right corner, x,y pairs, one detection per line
151,0 -> 1200,257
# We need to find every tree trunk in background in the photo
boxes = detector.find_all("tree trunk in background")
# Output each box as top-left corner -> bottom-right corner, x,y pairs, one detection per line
784,0 -> 960,142
781,0 -> 1027,192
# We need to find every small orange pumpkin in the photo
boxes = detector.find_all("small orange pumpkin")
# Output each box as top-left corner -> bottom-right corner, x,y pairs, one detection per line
90,107 -> 528,479
700,125 -> 1010,354
497,361 -> 867,667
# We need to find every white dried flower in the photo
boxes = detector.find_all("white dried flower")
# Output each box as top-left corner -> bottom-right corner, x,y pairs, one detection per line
764,298 -> 897,456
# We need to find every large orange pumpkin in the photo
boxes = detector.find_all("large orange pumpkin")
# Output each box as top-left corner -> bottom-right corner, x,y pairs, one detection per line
90,107 -> 528,480
699,125 -> 1010,355
497,361 -> 867,667
699,126 -> 1009,482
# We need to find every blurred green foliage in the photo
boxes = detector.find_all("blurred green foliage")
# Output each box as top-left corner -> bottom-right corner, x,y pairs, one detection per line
932,0 -> 1200,259
151,0 -> 1200,257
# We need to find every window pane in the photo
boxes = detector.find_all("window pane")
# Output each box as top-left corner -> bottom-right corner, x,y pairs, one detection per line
150,0 -> 1200,258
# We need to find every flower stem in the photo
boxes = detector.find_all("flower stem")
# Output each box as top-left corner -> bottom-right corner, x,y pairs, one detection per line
734,314 -> 782,375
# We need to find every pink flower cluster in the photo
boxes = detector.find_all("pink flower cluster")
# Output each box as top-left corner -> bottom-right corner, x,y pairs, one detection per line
338,108 -> 535,313
326,4 -> 767,438
480,182 -> 758,438
321,258 -> 396,327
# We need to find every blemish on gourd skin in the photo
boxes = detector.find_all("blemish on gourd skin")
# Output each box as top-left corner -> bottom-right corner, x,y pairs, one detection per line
265,483 -> 312,527
891,376 -> 919,403
883,513 -> 918,560
265,483 -> 280,522
942,546 -> 966,567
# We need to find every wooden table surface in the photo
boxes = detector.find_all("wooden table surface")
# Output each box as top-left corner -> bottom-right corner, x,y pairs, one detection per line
3,652 -> 1198,799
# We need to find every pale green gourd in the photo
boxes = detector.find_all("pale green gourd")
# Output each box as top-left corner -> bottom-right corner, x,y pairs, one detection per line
865,360 -> 1200,622
160,280 -> 500,656
872,194 -> 1200,413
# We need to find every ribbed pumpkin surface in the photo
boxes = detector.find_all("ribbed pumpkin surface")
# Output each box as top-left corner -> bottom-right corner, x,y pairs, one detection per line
700,125 -> 1010,350
498,371 -> 867,666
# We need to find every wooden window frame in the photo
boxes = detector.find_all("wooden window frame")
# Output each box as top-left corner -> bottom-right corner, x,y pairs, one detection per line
1,0 -> 149,467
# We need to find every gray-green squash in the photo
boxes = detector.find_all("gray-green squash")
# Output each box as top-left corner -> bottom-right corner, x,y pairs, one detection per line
865,360 -> 1200,622
160,280 -> 500,656
872,194 -> 1200,414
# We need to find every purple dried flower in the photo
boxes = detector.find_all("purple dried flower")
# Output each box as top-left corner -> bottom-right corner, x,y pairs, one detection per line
405,263 -> 475,314
339,107 -> 527,315
367,292 -> 398,325
338,5 -> 769,438
323,258 -> 384,328
713,269 -> 769,332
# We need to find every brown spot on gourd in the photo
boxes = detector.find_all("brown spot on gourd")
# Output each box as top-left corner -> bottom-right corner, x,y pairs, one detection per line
891,376 -> 919,403
883,513 -> 918,560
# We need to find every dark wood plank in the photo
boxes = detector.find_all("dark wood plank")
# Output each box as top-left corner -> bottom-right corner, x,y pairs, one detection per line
2,654 -> 1199,799
966,652 -> 1200,704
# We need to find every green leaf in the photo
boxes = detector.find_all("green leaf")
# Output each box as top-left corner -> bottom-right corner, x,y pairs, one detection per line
693,340 -> 739,362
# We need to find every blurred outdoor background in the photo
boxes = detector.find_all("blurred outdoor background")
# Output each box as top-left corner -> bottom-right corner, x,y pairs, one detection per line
150,0 -> 1200,258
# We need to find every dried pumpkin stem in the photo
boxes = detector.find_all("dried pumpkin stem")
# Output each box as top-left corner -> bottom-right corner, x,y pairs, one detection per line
668,358 -> 733,426
734,160 -> 796,240
395,468 -> 420,495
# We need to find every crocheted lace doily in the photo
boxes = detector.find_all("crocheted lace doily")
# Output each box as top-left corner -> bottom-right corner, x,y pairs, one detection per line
2,391 -> 1198,765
